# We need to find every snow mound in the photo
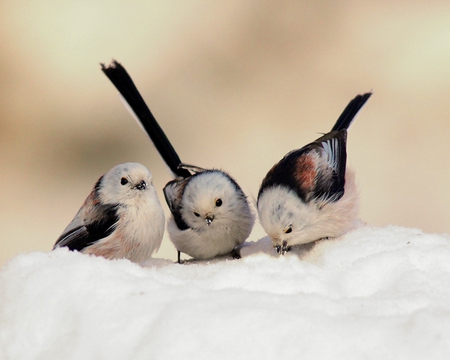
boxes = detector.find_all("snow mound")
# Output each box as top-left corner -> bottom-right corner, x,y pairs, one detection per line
1,225 -> 450,359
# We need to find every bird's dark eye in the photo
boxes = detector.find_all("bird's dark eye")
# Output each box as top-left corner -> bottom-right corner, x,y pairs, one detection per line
284,227 -> 292,234
120,177 -> 128,185
215,198 -> 222,207
193,211 -> 200,217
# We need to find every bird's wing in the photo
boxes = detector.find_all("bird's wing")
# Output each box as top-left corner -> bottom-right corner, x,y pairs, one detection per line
54,203 -> 120,252
308,130 -> 347,202
178,163 -> 206,174
258,130 -> 347,204
163,179 -> 190,231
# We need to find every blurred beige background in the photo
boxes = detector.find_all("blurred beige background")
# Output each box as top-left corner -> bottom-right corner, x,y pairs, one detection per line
2,1 -> 450,267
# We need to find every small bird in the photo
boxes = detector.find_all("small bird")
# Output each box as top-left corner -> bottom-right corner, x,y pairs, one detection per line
53,162 -> 165,263
257,92 -> 372,255
101,60 -> 254,262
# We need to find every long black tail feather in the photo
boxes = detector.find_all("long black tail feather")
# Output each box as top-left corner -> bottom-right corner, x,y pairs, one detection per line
101,60 -> 191,178
331,92 -> 372,132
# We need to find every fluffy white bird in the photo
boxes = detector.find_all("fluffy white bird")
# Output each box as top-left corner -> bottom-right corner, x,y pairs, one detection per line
257,93 -> 372,254
101,61 -> 254,262
53,162 -> 165,263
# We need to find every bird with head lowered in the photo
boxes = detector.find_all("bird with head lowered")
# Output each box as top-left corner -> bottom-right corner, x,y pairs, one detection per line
257,92 -> 372,255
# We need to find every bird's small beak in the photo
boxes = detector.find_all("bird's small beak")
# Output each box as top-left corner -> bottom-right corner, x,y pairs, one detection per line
275,240 -> 291,255
205,214 -> 215,226
135,180 -> 147,191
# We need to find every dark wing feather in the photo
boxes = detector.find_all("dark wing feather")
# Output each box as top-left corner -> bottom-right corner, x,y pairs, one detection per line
163,179 -> 190,230
101,60 -> 191,179
309,130 -> 347,202
54,204 -> 119,252
258,147 -> 311,202
258,130 -> 347,204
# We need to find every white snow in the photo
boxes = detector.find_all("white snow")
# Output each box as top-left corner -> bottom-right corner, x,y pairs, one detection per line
2,225 -> 450,359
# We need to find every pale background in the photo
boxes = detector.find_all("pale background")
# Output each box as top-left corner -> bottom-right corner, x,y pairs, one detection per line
2,1 -> 450,266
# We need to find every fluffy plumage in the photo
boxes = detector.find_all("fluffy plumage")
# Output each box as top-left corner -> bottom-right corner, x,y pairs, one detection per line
166,170 -> 254,260
53,162 -> 165,263
257,92 -> 372,254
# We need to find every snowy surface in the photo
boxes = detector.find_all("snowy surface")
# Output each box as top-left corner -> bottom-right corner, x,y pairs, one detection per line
2,225 -> 450,359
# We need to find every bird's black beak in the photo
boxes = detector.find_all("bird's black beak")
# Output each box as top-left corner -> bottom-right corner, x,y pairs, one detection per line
135,180 -> 147,191
205,214 -> 215,226
275,241 -> 291,255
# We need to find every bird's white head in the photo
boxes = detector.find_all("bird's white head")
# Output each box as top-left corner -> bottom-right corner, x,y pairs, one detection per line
98,162 -> 155,205
257,185 -> 317,251
180,170 -> 252,231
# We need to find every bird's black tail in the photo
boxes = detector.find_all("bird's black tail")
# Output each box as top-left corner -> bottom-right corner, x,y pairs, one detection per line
331,92 -> 372,132
101,60 -> 191,178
